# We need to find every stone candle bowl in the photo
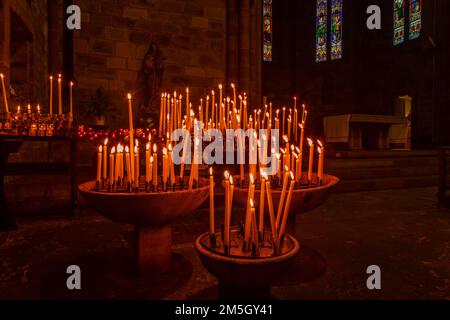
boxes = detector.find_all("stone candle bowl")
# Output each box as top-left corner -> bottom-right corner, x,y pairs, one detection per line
232,173 -> 339,236
196,230 -> 300,300
79,178 -> 210,276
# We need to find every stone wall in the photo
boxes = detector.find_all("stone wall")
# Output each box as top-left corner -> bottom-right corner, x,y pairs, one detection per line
73,0 -> 227,128
0,0 -> 48,106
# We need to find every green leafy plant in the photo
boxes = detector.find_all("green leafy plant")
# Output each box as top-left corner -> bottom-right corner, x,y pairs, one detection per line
83,87 -> 116,122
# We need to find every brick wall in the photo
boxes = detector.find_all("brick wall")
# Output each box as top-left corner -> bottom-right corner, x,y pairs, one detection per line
73,0 -> 227,128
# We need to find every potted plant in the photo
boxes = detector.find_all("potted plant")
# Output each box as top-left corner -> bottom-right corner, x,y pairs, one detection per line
83,87 -> 116,126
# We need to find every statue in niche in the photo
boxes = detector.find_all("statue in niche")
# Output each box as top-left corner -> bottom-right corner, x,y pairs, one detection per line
135,42 -> 165,129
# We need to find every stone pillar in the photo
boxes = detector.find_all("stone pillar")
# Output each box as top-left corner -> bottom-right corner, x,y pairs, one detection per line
0,0 -> 11,78
238,0 -> 251,93
249,0 -> 262,108
47,0 -> 60,74
226,0 -> 239,87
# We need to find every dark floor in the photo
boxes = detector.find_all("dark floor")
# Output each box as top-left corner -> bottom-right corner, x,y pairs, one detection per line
1,187 -> 449,300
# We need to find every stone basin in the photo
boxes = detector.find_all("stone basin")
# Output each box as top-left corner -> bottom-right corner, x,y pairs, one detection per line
195,230 -> 300,300
233,173 -> 339,214
79,178 -> 210,276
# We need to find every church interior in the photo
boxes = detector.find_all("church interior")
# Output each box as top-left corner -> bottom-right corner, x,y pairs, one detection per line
0,0 -> 449,300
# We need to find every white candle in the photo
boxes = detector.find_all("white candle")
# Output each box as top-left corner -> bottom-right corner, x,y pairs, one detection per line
103,138 -> 108,180
223,171 -> 230,252
307,138 -> 314,183
276,167 -> 290,229
57,74 -> 62,115
96,146 -> 102,183
317,141 -> 325,183
0,73 -> 9,113
69,81 -> 74,117
209,167 -> 215,237
134,144 -> 139,188
278,172 -> 295,247
259,173 -> 266,235
109,147 -> 116,187
162,147 -> 168,189
153,144 -> 158,189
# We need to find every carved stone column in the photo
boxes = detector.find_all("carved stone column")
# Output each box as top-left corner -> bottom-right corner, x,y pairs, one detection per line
0,0 -> 11,77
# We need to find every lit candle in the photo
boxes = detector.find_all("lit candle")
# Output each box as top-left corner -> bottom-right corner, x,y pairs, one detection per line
250,199 -> 259,256
259,171 -> 266,235
266,179 -> 279,254
223,171 -> 230,253
278,172 -> 295,248
205,95 -> 209,129
103,138 -> 108,180
294,152 -> 301,182
188,137 -> 200,190
282,107 -> 286,135
69,81 -> 74,117
134,143 -> 139,188
125,146 -> 131,184
152,144 -> 158,189
0,73 -> 9,113
209,168 -> 215,238
145,143 -> 151,183
244,174 -> 255,250
276,153 -> 282,180
168,143 -> 175,185
231,83 -> 236,108
186,88 -> 190,128
49,75 -> 53,114
211,90 -> 215,128
317,140 -> 325,183
159,93 -> 164,135
276,166 -> 290,229
162,147 -> 168,190
149,156 -> 154,186
109,146 -> 116,187
307,138 -> 314,183
115,144 -> 121,184
96,146 -> 102,184
127,94 -> 135,185
57,74 -> 62,115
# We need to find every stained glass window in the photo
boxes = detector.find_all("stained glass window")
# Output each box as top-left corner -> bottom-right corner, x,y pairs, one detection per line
409,0 -> 422,40
393,0 -> 406,46
263,0 -> 273,62
316,0 -> 328,62
330,0 -> 343,60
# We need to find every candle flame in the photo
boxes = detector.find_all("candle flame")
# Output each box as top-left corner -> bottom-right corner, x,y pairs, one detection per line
285,165 -> 289,172
250,174 -> 255,184
98,146 -> 103,153
111,146 -> 116,154
317,146 -> 322,154
168,143 -> 173,151
226,97 -> 230,103
276,153 -> 281,160
249,198 -> 254,208
209,167 -> 213,176
150,156 -> 154,163
224,171 -> 230,180
163,147 -> 167,155
229,176 -> 234,185
127,93 -> 132,100
290,171 -> 295,180
104,139 -> 109,147
49,75 -> 53,80
295,146 -> 300,153
125,146 -> 129,153
134,146 -> 138,153
118,144 -> 123,153
231,83 -> 235,89
283,135 -> 289,143
70,81 -> 74,87
153,144 -> 157,153
186,88 -> 189,94
146,142 -> 150,151
307,138 -> 314,146
211,90 -> 214,95
317,140 -> 323,148
0,73 -> 4,78
218,84 -> 223,90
